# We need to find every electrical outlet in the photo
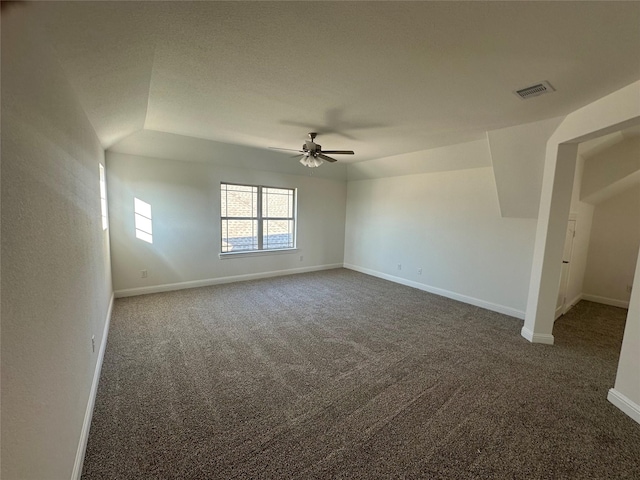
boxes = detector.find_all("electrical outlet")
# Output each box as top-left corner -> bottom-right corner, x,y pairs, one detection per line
397,264 -> 402,271
91,335 -> 95,353
300,255 -> 304,262
141,269 -> 148,278
417,268 -> 422,275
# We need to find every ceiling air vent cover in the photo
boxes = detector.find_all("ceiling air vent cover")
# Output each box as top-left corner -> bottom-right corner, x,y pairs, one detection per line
514,81 -> 555,100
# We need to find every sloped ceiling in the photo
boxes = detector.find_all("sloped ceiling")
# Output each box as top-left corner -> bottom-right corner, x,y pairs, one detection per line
12,1 -> 640,162
578,125 -> 640,160
580,132 -> 640,205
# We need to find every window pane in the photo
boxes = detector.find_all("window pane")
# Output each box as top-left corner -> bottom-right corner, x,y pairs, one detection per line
263,219 -> 294,249
220,184 -> 296,253
262,188 -> 293,218
222,219 -> 258,252
99,165 -> 106,198
222,184 -> 257,218
101,198 -> 108,230
99,164 -> 108,231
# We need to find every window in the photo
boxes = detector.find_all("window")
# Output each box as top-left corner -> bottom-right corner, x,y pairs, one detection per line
134,197 -> 153,244
99,164 -> 108,230
221,183 -> 295,253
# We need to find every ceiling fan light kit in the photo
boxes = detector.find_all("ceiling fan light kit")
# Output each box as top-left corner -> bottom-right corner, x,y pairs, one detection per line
270,132 -> 355,168
300,154 -> 324,168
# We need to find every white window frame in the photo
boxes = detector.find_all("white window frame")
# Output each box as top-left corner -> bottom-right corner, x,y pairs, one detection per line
220,182 -> 297,256
99,164 -> 108,230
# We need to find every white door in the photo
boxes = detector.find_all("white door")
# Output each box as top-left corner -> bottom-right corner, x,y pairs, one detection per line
556,219 -> 576,319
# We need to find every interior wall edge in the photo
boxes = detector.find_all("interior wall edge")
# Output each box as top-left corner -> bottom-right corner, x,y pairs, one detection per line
343,263 -> 525,320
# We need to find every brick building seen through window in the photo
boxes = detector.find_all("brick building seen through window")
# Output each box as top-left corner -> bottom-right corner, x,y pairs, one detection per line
221,183 -> 295,253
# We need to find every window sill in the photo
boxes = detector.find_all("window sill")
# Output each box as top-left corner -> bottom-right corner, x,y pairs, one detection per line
219,248 -> 299,260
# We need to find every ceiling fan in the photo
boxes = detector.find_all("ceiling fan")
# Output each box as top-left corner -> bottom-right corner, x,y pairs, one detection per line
270,132 -> 354,168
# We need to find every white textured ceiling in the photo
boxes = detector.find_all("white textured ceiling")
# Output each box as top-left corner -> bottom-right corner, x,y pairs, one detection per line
22,1 -> 640,163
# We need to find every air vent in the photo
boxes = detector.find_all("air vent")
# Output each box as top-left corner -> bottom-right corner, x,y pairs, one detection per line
514,81 -> 555,100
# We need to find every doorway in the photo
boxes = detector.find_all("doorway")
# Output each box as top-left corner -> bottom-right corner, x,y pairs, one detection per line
556,217 -> 576,319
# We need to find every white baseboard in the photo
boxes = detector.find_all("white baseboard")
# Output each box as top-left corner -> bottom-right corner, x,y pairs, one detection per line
554,305 -> 563,321
72,292 -> 114,480
114,264 -> 344,298
582,294 -> 629,309
567,293 -> 583,311
343,263 -> 525,319
555,293 -> 584,321
608,388 -> 640,425
520,326 -> 555,345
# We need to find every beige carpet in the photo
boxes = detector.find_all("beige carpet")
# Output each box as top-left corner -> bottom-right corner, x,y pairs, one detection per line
82,269 -> 640,479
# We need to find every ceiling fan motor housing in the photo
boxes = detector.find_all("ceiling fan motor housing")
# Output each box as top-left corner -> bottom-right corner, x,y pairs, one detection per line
303,141 -> 321,155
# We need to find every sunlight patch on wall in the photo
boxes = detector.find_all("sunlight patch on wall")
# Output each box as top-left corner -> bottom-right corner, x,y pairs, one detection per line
134,197 -> 153,243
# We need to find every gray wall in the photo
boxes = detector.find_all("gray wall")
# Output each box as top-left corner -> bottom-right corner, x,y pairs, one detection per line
584,185 -> 640,304
344,164 -> 537,317
107,151 -> 347,294
1,11 -> 112,479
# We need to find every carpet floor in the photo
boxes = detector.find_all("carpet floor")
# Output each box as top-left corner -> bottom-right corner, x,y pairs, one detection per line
82,269 -> 640,479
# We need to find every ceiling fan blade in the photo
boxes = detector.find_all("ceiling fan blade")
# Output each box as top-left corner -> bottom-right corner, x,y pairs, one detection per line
321,150 -> 354,155
269,147 -> 304,153
318,153 -> 338,163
